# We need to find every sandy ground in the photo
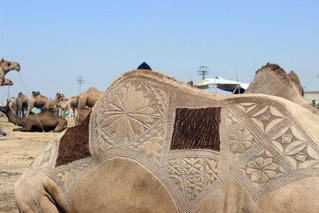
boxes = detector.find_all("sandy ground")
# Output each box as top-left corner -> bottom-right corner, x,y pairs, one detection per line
0,116 -> 63,212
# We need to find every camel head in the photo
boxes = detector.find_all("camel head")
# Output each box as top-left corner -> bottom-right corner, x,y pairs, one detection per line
288,70 -> 304,96
0,58 -> 21,74
32,91 -> 40,96
56,92 -> 65,101
2,78 -> 13,86
245,63 -> 301,97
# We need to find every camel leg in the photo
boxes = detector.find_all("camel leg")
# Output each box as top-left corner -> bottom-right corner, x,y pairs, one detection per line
53,119 -> 67,132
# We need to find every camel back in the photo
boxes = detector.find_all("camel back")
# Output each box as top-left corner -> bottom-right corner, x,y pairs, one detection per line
16,69 -> 319,212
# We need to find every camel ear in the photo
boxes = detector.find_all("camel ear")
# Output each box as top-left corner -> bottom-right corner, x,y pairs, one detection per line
1,58 -> 4,63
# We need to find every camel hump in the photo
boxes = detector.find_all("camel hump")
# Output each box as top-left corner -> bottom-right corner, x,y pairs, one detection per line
137,62 -> 152,70
40,95 -> 48,100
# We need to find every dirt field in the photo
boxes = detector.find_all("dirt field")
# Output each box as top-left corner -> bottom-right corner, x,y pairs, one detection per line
0,116 -> 61,212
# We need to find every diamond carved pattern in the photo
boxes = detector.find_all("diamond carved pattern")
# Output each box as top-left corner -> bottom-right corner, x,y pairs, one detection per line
167,157 -> 219,201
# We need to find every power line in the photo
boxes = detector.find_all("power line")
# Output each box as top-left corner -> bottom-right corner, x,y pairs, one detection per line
77,76 -> 84,95
198,66 -> 209,80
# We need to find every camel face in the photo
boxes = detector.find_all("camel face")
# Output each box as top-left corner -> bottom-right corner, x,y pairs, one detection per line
0,58 -> 20,73
15,69 -> 319,212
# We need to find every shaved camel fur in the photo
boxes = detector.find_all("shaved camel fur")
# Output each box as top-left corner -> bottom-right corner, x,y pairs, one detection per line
15,69 -> 319,212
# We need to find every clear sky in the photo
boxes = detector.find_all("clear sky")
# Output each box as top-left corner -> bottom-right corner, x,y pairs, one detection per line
1,0 -> 318,100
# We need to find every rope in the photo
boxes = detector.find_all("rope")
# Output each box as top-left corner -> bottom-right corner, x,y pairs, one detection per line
18,72 -> 45,132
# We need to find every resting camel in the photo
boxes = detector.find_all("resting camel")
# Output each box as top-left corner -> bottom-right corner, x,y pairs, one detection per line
245,63 -> 319,116
15,69 -> 319,212
0,104 -> 66,132
0,58 -> 20,86
77,87 -> 103,124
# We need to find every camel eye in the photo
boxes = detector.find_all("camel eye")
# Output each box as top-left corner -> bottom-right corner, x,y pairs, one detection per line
7,62 -> 11,66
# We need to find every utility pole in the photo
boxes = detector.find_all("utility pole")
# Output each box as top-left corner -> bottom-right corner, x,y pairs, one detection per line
198,66 -> 209,80
77,76 -> 84,95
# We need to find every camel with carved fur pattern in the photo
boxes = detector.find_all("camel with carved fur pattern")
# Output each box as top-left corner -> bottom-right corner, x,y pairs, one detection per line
15,68 -> 319,213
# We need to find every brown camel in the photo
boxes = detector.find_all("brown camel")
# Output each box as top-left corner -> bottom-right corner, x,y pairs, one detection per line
15,69 -> 319,212
77,87 -> 103,124
7,97 -> 18,116
0,104 -> 66,132
16,92 -> 29,118
245,63 -> 319,116
0,58 -> 20,86
26,91 -> 50,116
49,92 -> 65,114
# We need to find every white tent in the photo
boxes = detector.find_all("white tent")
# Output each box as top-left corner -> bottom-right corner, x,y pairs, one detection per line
194,76 -> 249,93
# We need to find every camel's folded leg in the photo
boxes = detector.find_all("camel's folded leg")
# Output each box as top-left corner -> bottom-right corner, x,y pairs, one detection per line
15,173 -> 68,213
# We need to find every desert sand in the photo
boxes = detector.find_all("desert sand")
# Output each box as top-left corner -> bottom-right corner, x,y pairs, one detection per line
0,116 -> 65,212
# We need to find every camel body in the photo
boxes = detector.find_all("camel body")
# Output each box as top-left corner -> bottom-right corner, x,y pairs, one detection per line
77,87 -> 103,124
0,105 -> 66,132
15,69 -> 319,212
0,58 -> 20,86
245,63 -> 319,116
49,93 -> 64,114
60,96 -> 78,117
16,92 -> 29,118
27,91 -> 54,116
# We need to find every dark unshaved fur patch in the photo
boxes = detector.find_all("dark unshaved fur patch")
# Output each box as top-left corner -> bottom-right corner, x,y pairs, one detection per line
170,107 -> 221,151
55,113 -> 91,167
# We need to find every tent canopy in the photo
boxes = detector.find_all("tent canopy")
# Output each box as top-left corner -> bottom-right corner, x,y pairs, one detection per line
194,76 -> 249,93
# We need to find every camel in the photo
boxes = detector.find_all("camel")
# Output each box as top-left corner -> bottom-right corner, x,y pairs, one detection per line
7,97 -> 18,116
245,63 -> 319,116
15,68 -> 319,212
0,103 -> 66,132
60,96 -> 78,117
0,58 -> 20,86
26,91 -> 51,116
16,92 -> 29,118
49,92 -> 65,114
77,87 -> 103,124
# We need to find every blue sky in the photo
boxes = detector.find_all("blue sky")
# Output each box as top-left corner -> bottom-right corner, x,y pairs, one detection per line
1,0 -> 319,99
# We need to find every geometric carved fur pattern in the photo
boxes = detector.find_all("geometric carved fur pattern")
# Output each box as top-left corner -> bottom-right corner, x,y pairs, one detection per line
171,107 -> 221,151
55,113 -> 92,167
15,69 -> 319,213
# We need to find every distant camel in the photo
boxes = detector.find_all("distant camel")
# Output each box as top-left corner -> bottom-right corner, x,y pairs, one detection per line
7,97 -> 18,116
77,87 -> 103,124
59,96 -> 78,117
49,92 -> 64,114
26,91 -> 50,116
0,58 -> 20,86
0,104 -> 67,132
16,92 -> 29,118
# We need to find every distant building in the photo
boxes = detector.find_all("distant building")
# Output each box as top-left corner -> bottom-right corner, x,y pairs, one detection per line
304,91 -> 319,105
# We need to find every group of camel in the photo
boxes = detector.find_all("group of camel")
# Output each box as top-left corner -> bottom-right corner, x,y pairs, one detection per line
13,62 -> 319,212
0,58 -> 104,132
0,88 -> 103,132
